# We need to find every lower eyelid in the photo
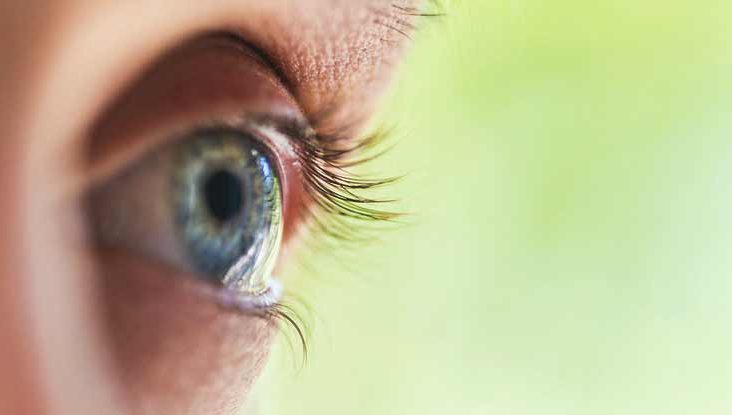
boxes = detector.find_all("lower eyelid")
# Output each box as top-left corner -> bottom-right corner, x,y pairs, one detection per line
98,246 -> 282,313
98,246 -> 278,408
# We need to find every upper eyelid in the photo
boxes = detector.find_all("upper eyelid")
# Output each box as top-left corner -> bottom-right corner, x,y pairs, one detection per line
72,0 -> 419,184
206,31 -> 353,139
80,114 -> 307,197
75,36 -> 310,197
72,0 -> 416,202
196,33 -> 342,139
83,27 -> 395,198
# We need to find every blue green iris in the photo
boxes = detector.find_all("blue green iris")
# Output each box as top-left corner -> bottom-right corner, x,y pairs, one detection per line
171,128 -> 282,293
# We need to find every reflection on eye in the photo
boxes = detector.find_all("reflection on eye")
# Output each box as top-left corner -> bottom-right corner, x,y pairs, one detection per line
90,124 -> 284,308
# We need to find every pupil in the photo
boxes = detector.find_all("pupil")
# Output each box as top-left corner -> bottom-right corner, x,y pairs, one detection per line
203,169 -> 243,222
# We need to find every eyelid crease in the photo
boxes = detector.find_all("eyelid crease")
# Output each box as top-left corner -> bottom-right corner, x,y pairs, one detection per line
75,36 -> 309,200
207,32 -> 302,114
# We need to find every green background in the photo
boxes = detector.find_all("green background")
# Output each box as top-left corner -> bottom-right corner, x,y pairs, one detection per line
257,1 -> 732,414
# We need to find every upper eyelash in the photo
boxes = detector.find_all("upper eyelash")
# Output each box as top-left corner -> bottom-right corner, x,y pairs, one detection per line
299,127 -> 403,244
242,114 -> 402,364
179,112 -> 400,234
258,114 -> 403,237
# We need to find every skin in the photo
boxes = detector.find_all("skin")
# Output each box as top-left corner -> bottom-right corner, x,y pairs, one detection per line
0,1 -> 417,414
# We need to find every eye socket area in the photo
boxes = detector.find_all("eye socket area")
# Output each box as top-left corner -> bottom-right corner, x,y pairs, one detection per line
80,34 -> 315,413
86,35 -> 310,287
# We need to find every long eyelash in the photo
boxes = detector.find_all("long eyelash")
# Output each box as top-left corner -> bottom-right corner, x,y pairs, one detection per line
393,0 -> 447,18
303,131 -> 400,221
266,303 -> 310,366
290,2 -> 450,247
249,113 -> 403,361
282,117 -> 404,237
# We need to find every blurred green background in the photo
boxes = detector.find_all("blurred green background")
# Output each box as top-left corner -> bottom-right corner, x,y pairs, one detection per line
256,1 -> 732,414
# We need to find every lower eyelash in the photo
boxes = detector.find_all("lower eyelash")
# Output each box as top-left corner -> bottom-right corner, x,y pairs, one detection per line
266,303 -> 310,365
201,278 -> 310,365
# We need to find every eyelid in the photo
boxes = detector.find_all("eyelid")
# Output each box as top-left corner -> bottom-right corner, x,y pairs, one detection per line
81,34 -> 322,252
79,35 -> 307,193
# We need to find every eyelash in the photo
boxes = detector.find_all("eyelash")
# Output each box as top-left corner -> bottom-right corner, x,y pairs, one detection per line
233,113 -> 401,361
384,1 -> 446,39
285,120 -> 401,231
290,0 -> 446,243
195,6 -> 440,355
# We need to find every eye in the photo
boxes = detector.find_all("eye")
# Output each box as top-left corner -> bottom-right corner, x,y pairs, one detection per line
83,35 -> 313,313
91,126 -> 284,306
84,32 -> 397,320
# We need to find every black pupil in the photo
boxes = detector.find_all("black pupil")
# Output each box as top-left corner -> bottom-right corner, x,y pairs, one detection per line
203,169 -> 243,222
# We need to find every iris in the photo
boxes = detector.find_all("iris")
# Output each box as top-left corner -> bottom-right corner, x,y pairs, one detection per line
172,129 -> 282,294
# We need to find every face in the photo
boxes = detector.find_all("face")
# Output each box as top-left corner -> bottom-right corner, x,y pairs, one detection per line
0,1 -> 419,414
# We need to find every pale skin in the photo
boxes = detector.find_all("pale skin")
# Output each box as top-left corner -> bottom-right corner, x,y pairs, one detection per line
0,1 -> 418,414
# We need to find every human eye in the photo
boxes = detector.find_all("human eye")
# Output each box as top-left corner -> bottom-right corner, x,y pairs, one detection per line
86,36 -> 293,312
90,124 -> 285,307
85,34 -> 398,314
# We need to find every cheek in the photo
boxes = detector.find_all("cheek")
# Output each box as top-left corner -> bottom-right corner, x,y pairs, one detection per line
99,249 -> 277,415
